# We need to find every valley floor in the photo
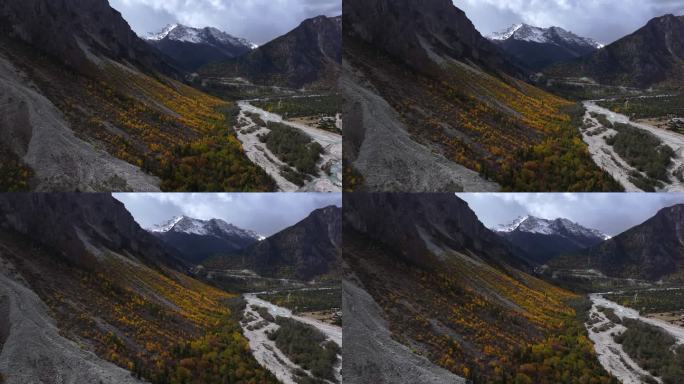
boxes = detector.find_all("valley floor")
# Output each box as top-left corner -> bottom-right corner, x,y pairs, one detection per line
241,290 -> 342,384
236,99 -> 342,192
587,290 -> 684,384
581,98 -> 684,192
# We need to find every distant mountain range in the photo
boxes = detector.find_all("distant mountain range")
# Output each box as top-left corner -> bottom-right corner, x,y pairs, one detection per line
494,215 -> 609,264
148,216 -> 262,264
489,24 -> 603,71
145,24 -> 255,71
545,14 -> 684,88
200,15 -> 342,90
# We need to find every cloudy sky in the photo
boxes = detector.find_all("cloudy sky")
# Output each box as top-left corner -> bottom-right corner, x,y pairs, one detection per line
457,193 -> 684,236
114,193 -> 341,237
110,0 -> 341,44
454,0 -> 684,44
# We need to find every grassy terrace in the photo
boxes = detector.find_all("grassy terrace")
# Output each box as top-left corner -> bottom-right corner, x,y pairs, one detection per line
604,289 -> 684,314
597,94 -> 684,120
257,288 -> 341,314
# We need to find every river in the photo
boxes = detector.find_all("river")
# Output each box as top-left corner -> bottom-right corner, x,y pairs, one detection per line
581,100 -> 684,192
241,292 -> 342,384
235,100 -> 342,192
587,291 -> 684,383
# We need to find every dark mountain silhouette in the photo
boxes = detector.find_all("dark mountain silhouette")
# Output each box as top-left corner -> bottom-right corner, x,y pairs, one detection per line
206,206 -> 342,281
546,14 -> 684,88
200,15 -> 341,89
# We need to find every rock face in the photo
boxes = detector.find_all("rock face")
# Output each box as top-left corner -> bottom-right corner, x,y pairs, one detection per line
145,24 -> 254,71
490,24 -> 601,71
0,194 -> 184,271
150,216 -> 261,265
342,280 -> 467,384
344,0 -> 519,78
555,204 -> 684,281
494,216 -> 608,264
0,55 -> 162,192
211,206 -> 342,281
0,267 -> 145,384
200,15 -> 342,89
0,0 -> 177,76
546,14 -> 684,88
340,65 -> 501,192
344,193 -> 528,270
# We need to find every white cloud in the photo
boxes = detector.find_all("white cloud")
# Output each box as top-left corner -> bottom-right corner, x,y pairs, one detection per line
454,0 -> 684,44
110,0 -> 341,44
114,193 -> 341,236
457,193 -> 684,236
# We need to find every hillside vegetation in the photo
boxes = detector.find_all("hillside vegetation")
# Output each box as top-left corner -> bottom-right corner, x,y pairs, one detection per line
1,38 -> 275,192
1,230 -> 277,384
344,229 -> 616,383
345,40 -> 622,191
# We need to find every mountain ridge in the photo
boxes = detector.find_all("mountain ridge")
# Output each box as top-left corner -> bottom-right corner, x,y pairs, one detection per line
494,215 -> 609,264
489,24 -> 603,71
149,216 -> 262,265
145,24 -> 255,71
550,204 -> 684,281
205,205 -> 342,281
200,15 -> 342,90
545,14 -> 684,88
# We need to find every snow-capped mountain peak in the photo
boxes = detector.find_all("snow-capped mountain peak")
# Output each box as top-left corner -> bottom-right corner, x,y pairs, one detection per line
145,24 -> 256,49
146,24 -> 181,41
494,216 -> 610,240
148,216 -> 263,241
489,23 -> 604,49
493,215 -> 531,233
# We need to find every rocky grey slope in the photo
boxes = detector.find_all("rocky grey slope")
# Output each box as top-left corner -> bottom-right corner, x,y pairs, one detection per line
341,61 -> 499,192
0,54 -> 161,192
0,257 -> 143,384
342,279 -> 466,384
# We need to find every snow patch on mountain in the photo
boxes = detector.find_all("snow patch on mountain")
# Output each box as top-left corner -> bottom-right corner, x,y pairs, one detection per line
148,216 -> 264,240
494,216 -> 610,240
145,24 -> 257,49
489,24 -> 604,49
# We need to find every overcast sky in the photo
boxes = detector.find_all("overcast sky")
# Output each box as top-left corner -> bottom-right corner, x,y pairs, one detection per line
114,193 -> 341,237
457,193 -> 684,237
110,0 -> 341,44
454,0 -> 684,44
